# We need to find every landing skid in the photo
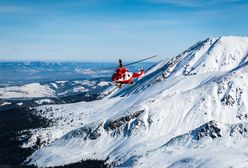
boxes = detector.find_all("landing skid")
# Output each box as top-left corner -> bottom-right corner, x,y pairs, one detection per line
115,81 -> 135,89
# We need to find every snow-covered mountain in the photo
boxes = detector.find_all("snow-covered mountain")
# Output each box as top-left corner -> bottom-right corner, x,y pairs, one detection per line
0,79 -> 114,110
25,36 -> 248,167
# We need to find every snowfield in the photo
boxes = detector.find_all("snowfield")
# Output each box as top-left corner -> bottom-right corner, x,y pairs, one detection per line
26,36 -> 248,167
0,79 -> 113,109
0,83 -> 55,98
0,80 -> 113,99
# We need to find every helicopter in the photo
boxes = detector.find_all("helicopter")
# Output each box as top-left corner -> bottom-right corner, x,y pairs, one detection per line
111,55 -> 158,88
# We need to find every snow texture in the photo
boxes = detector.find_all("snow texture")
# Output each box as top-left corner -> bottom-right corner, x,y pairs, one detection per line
26,36 -> 248,168
0,79 -> 113,102
0,83 -> 55,98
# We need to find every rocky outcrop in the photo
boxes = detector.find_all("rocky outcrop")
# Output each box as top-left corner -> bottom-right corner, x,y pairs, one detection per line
104,110 -> 145,131
62,122 -> 103,141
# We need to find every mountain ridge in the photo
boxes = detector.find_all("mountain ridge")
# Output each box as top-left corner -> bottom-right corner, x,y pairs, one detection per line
25,36 -> 248,167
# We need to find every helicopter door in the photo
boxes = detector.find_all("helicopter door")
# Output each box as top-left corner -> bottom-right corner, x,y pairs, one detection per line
124,72 -> 132,80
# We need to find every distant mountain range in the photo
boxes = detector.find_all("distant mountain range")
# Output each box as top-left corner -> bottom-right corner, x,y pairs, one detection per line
0,61 -> 153,87
0,78 -> 114,110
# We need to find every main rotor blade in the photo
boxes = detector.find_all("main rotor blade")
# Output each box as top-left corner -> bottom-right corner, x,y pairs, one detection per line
94,55 -> 158,71
124,55 -> 158,67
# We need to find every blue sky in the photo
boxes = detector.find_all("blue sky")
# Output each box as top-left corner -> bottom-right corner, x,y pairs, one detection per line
0,0 -> 247,62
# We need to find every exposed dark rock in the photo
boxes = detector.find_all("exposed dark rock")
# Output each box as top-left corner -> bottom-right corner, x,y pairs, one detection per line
191,120 -> 221,140
221,94 -> 235,106
104,110 -> 145,131
63,122 -> 103,141
163,121 -> 222,148
230,123 -> 248,136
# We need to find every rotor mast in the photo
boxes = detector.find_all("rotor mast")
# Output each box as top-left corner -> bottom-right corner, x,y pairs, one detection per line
119,59 -> 123,67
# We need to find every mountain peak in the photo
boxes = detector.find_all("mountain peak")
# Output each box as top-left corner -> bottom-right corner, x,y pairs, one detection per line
171,35 -> 248,77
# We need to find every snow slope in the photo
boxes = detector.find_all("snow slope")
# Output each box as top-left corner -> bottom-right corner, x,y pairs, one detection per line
26,36 -> 248,167
0,83 -> 55,99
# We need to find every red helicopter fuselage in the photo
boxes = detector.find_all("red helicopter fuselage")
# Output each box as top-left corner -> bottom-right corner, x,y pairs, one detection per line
111,57 -> 158,87
112,66 -> 144,85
